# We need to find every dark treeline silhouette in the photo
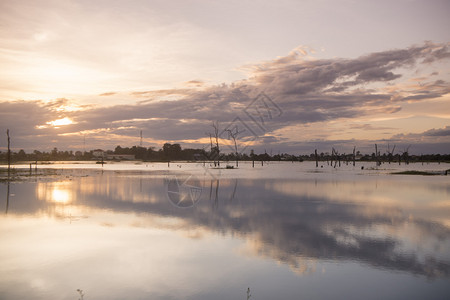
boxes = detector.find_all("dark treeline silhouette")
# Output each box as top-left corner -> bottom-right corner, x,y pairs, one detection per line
0,148 -> 92,162
1,143 -> 449,163
114,144 -> 206,161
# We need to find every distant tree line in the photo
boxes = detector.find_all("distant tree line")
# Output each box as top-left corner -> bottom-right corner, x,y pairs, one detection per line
0,148 -> 93,162
113,144 -> 206,161
1,143 -> 449,163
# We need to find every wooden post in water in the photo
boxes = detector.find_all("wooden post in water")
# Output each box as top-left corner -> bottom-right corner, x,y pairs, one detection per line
6,129 -> 11,177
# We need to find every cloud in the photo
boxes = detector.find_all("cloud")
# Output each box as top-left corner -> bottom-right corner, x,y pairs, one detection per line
384,126 -> 450,154
1,42 -> 449,152
349,124 -> 395,131
131,89 -> 194,99
99,92 -> 117,96
184,80 -> 205,87
251,42 -> 449,97
424,126 -> 450,137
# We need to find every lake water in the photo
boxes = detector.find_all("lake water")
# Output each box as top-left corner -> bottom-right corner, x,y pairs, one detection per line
1,161 -> 449,299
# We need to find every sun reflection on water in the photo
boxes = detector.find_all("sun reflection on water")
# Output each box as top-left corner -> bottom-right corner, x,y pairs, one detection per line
37,182 -> 73,204
51,188 -> 71,204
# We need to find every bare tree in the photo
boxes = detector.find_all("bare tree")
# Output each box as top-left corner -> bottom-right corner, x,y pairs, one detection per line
330,147 -> 334,167
387,143 -> 396,164
331,147 -> 340,168
375,144 -> 381,166
209,121 -> 220,167
401,145 -> 411,165
209,133 -> 213,153
352,146 -> 356,166
226,125 -> 244,167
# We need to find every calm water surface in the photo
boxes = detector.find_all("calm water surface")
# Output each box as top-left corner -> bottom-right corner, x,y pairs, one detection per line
0,162 -> 449,299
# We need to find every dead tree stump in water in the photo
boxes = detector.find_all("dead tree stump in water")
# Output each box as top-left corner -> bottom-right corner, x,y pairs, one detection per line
315,149 -> 318,168
352,146 -> 356,167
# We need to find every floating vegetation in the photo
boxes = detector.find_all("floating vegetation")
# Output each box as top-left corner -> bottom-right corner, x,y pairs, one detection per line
0,167 -> 69,182
391,170 -> 449,176
76,289 -> 85,300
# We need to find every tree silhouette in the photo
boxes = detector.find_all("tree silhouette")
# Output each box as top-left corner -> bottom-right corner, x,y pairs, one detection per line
226,125 -> 244,167
209,121 -> 220,167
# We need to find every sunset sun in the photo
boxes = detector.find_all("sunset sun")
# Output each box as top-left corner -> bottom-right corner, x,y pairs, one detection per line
47,117 -> 73,127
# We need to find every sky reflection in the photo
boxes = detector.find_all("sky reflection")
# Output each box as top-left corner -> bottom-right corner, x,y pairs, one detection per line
1,169 -> 449,299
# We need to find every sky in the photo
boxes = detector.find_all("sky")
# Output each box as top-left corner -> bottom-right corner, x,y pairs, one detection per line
0,0 -> 449,154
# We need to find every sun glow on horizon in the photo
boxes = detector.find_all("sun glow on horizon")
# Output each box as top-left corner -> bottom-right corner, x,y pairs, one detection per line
36,117 -> 75,129
46,117 -> 73,127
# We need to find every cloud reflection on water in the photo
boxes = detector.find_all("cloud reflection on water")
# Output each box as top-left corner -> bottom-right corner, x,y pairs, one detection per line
2,170 -> 449,280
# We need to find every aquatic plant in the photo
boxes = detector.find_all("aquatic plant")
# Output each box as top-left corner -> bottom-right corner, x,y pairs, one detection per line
76,289 -> 84,300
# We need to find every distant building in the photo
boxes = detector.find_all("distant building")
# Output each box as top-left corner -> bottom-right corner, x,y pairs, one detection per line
92,149 -> 105,158
106,154 -> 135,160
